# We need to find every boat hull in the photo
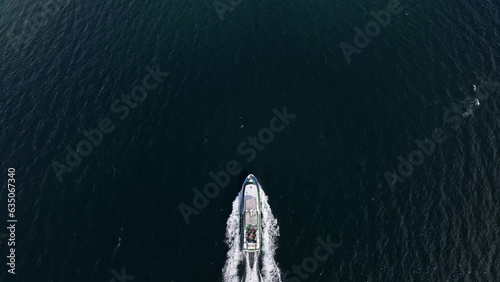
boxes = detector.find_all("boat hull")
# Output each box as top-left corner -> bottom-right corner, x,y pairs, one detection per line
240,174 -> 262,253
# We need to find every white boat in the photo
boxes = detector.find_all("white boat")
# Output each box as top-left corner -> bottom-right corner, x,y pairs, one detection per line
240,174 -> 262,253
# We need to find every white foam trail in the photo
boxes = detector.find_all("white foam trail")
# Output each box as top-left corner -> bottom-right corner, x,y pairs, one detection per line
259,187 -> 282,282
222,196 -> 244,282
243,253 -> 262,282
223,186 -> 281,282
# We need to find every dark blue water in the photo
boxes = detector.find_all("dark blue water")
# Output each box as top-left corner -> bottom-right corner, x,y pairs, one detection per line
1,0 -> 500,281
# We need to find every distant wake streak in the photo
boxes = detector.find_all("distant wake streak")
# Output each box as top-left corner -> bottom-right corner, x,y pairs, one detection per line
222,188 -> 281,282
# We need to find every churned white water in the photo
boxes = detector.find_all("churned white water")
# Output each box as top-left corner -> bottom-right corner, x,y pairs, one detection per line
259,188 -> 282,282
222,196 -> 244,282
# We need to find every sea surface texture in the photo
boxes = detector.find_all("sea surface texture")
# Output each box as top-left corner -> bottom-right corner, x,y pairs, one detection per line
0,0 -> 499,281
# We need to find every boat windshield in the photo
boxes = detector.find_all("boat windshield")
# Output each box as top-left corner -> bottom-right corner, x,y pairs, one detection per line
245,209 -> 258,226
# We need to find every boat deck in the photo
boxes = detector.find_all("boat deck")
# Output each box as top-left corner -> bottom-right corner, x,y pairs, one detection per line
242,182 -> 260,252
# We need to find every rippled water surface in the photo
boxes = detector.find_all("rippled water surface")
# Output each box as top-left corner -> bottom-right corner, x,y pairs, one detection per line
0,0 -> 500,281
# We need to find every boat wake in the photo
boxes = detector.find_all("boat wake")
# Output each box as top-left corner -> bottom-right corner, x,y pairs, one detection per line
259,189 -> 282,282
222,187 -> 281,282
222,197 -> 244,282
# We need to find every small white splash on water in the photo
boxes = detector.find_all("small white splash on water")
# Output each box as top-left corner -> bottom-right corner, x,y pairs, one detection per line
462,98 -> 481,117
222,187 -> 282,282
